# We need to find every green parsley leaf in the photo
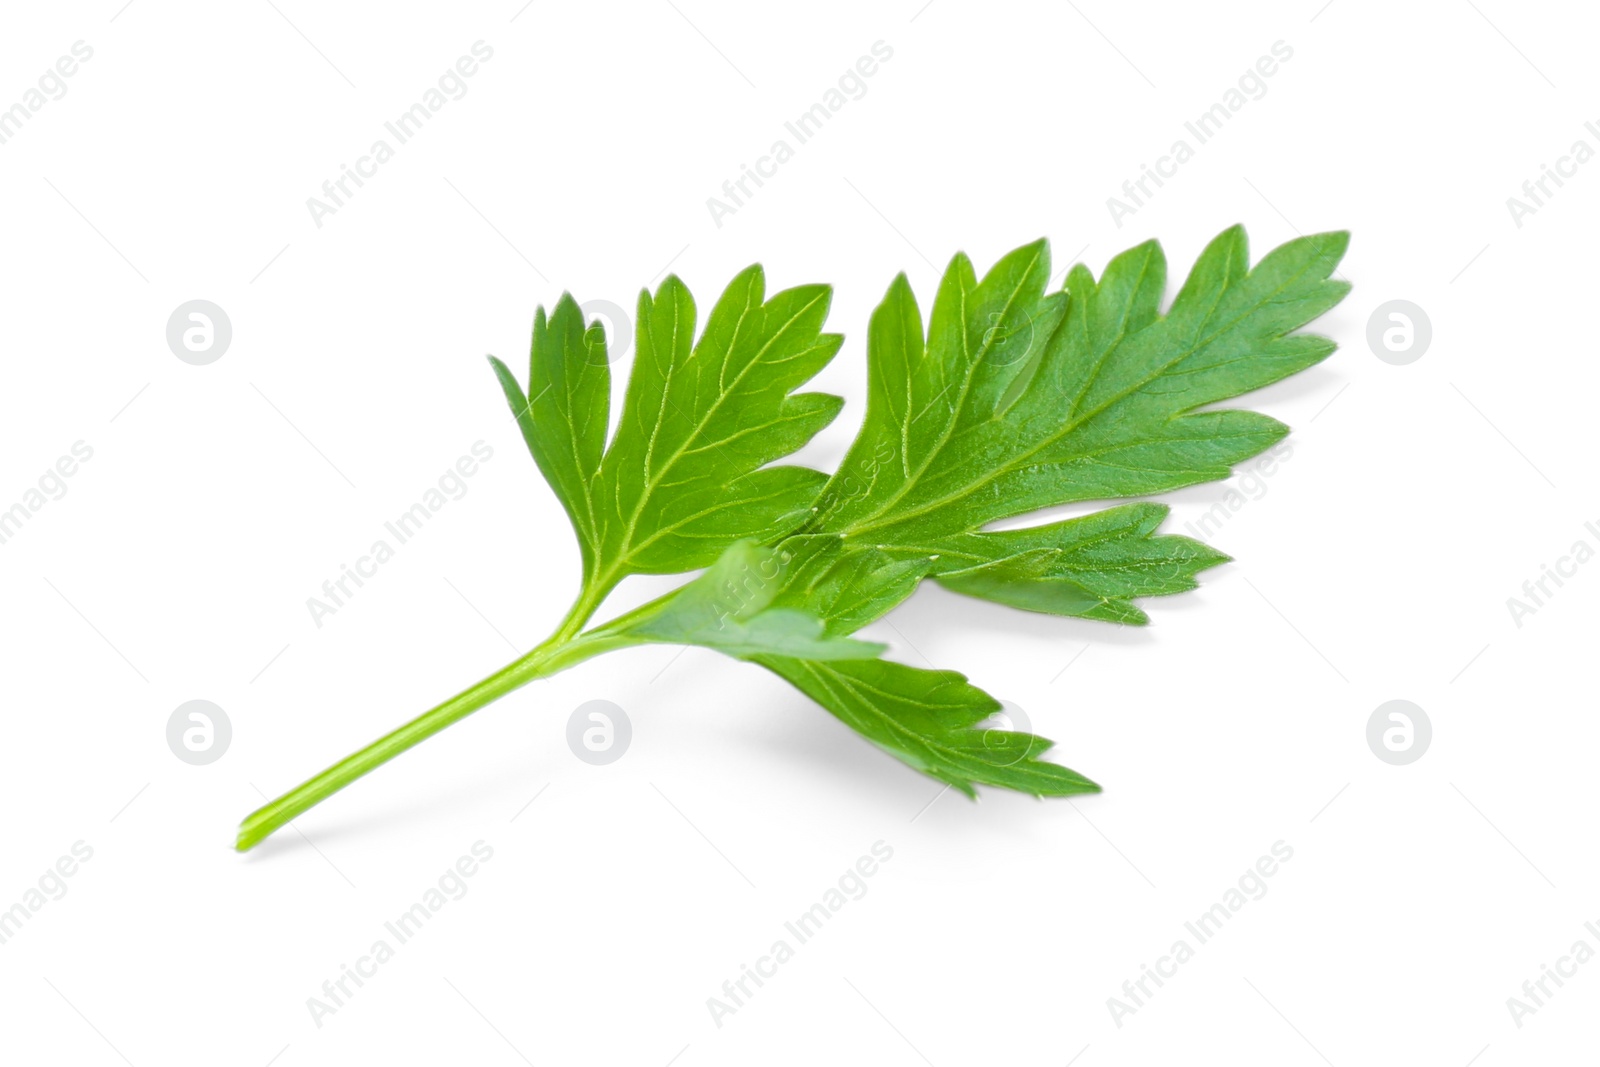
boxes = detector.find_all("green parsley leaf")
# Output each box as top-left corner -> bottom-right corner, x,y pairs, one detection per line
756,656 -> 1101,797
237,226 -> 1349,851
787,226 -> 1348,623
493,268 -> 845,608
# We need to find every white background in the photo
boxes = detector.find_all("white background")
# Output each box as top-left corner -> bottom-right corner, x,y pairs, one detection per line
0,1 -> 1595,1063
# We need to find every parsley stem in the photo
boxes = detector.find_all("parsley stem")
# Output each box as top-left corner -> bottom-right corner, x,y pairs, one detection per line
236,618 -> 628,852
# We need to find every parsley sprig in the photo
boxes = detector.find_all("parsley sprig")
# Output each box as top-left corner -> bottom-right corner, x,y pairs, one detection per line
238,226 -> 1348,851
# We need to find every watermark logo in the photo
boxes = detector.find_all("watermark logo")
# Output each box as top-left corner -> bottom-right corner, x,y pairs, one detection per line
1366,700 -> 1430,766
982,699 -> 1031,767
167,700 -> 232,765
567,700 -> 631,765
981,306 -> 1038,369
580,299 -> 632,365
1366,300 -> 1430,366
166,300 -> 232,365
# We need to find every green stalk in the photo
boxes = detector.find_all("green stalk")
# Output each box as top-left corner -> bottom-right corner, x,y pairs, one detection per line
236,590 -> 629,852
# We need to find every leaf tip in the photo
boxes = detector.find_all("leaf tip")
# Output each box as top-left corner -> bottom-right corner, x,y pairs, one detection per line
1310,229 -> 1352,259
